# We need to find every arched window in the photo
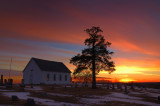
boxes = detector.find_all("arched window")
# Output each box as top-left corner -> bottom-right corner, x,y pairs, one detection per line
47,74 -> 49,81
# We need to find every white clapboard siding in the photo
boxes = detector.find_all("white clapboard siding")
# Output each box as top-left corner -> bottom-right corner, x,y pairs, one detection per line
23,58 -> 71,85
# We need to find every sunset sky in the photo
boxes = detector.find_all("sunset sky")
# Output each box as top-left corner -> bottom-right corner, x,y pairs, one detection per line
0,0 -> 160,83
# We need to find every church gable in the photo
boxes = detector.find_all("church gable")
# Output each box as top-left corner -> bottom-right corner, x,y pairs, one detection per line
23,57 -> 71,85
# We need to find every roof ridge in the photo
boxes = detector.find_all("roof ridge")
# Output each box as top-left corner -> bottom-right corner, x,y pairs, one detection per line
30,57 -> 71,73
31,57 -> 62,63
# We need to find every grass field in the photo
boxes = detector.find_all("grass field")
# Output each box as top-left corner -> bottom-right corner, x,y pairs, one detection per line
0,84 -> 160,106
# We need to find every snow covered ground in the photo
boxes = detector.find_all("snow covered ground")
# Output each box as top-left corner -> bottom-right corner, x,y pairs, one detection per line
2,92 -> 78,106
1,86 -> 160,106
80,92 -> 160,106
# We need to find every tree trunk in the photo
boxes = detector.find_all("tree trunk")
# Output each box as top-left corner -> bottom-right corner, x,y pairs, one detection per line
92,59 -> 96,89
92,40 -> 96,89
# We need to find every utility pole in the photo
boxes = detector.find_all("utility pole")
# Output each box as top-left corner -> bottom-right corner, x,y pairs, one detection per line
9,58 -> 12,79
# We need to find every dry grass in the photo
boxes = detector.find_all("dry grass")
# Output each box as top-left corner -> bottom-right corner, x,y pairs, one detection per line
0,85 -> 26,92
27,86 -> 113,105
130,94 -> 160,104
0,93 -> 27,106
94,101 -> 147,106
0,85 -> 159,106
42,86 -> 112,96
29,92 -> 80,104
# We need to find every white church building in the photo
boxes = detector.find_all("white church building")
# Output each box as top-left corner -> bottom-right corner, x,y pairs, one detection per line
23,58 -> 71,85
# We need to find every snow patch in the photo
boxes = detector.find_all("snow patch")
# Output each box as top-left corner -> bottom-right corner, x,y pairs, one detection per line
80,92 -> 160,106
2,92 -> 78,106
110,92 -> 142,99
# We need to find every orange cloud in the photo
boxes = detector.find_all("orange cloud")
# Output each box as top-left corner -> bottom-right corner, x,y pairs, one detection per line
0,0 -> 160,83
111,38 -> 160,57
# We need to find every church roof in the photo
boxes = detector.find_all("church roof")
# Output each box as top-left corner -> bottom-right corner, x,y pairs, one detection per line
32,57 -> 71,73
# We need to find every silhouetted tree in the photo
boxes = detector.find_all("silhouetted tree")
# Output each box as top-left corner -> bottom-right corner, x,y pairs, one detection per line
70,27 -> 115,89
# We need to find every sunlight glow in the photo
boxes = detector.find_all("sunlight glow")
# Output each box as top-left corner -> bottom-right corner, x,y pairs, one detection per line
119,78 -> 136,83
115,66 -> 148,74
99,66 -> 149,75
